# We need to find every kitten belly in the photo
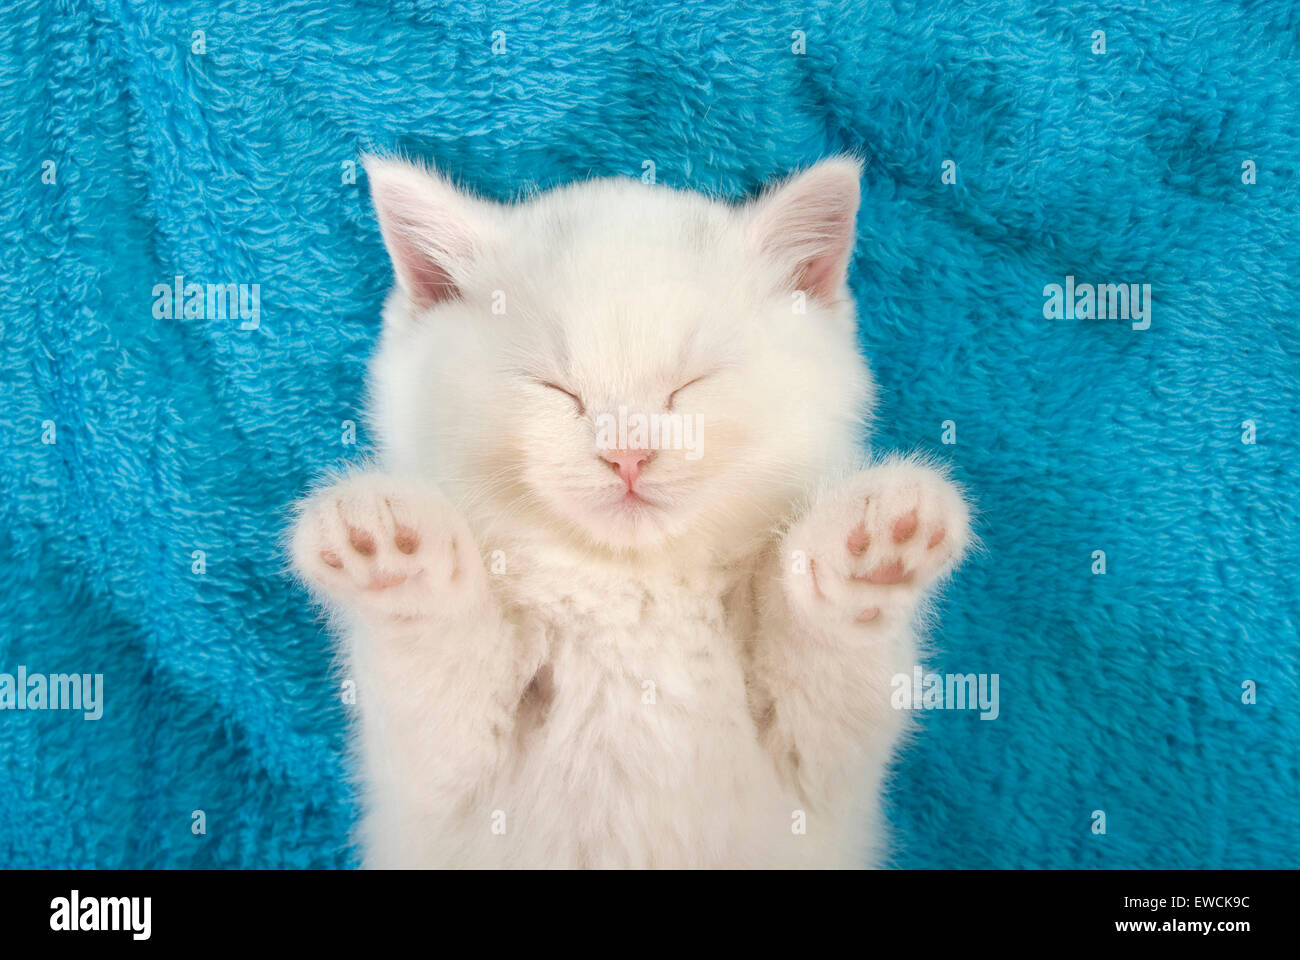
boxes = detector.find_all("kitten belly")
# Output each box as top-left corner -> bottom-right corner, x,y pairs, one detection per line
490,589 -> 798,868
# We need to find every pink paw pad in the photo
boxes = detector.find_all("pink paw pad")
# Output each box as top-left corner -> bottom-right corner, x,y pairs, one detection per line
347,527 -> 376,556
394,526 -> 420,555
862,558 -> 910,585
855,606 -> 881,624
367,570 -> 408,590
846,523 -> 870,556
891,509 -> 919,543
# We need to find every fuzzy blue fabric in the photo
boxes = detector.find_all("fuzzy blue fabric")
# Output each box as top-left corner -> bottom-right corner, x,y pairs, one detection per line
2,0 -> 1296,869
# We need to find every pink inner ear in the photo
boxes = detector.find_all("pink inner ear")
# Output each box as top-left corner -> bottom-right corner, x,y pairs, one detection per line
392,238 -> 459,309
752,159 -> 861,303
784,197 -> 856,301
795,239 -> 850,302
375,201 -> 466,309
367,161 -> 476,311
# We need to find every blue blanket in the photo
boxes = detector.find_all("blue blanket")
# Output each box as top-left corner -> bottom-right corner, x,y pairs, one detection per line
2,0 -> 1296,868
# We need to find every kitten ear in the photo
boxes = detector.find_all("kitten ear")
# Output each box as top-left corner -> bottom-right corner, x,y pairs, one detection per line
746,157 -> 862,303
364,156 -> 492,310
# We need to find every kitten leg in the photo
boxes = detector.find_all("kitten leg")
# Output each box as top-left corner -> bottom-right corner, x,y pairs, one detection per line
752,457 -> 971,852
291,473 -> 537,867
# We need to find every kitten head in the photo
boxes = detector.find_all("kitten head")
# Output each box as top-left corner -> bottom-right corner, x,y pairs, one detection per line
364,157 -> 873,555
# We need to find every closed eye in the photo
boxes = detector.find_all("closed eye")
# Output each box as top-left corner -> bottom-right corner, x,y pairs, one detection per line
667,375 -> 708,411
539,380 -> 585,416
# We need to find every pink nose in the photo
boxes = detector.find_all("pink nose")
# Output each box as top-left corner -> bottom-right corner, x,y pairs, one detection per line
601,449 -> 652,488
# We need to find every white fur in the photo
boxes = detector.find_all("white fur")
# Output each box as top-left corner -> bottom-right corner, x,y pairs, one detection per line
290,157 -> 971,868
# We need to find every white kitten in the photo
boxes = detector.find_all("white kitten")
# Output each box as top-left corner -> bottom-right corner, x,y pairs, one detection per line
291,156 -> 971,868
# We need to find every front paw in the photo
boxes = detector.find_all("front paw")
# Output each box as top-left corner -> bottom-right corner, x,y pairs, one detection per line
290,473 -> 483,622
782,459 -> 971,627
